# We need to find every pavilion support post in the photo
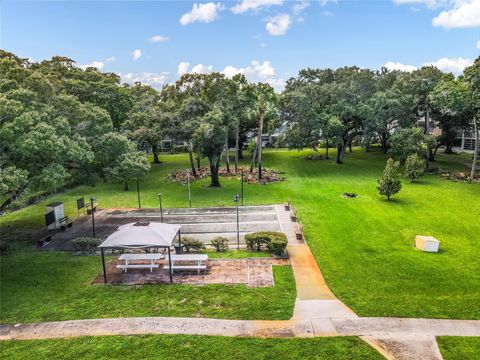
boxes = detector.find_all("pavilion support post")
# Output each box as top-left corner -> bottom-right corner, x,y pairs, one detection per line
178,229 -> 182,247
101,248 -> 108,284
168,246 -> 173,283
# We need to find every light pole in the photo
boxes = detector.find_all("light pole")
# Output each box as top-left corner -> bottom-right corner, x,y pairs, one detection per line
234,194 -> 240,250
136,179 -> 141,209
158,193 -> 164,222
241,170 -> 244,205
187,169 -> 192,207
90,196 -> 96,238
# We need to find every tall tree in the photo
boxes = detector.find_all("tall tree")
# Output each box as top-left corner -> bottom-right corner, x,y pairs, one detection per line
464,57 -> 480,181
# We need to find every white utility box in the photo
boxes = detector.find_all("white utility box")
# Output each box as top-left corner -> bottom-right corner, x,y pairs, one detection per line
415,235 -> 439,253
46,202 -> 64,230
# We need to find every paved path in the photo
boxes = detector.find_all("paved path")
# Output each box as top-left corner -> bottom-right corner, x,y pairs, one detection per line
3,205 -> 479,360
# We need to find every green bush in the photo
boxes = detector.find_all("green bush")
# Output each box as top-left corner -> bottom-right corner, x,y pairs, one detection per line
267,233 -> 288,255
245,231 -> 288,255
377,158 -> 402,200
71,237 -> 101,253
211,237 -> 229,252
181,237 -> 205,253
404,153 -> 425,182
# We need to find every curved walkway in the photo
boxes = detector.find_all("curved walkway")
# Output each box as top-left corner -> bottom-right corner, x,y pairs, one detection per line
1,205 -> 479,360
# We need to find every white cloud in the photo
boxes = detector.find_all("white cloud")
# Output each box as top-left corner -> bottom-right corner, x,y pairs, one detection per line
80,61 -> 105,70
477,40 -> 480,49
180,2 -> 223,25
383,61 -> 417,72
105,56 -> 115,62
132,49 -> 142,60
321,11 -> 334,16
231,0 -> 283,14
393,0 -> 438,8
121,72 -> 169,89
178,62 -> 190,76
223,65 -> 246,78
432,0 -> 480,28
423,57 -> 474,74
177,62 -> 213,75
266,14 -> 291,36
293,0 -> 310,15
191,63 -> 214,74
251,60 -> 276,78
150,35 -> 169,42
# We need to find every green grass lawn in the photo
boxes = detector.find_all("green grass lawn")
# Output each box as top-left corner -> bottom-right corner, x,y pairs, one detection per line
438,337 -> 480,359
0,251 -> 295,323
1,148 -> 479,321
0,335 -> 383,360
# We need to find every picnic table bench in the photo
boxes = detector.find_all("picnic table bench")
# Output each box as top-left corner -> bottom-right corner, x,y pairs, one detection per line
164,254 -> 208,274
117,253 -> 163,272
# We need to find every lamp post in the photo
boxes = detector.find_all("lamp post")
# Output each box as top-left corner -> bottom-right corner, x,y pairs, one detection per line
158,193 -> 164,222
241,170 -> 244,205
234,194 -> 240,250
90,196 -> 96,238
187,169 -> 192,207
136,179 -> 141,209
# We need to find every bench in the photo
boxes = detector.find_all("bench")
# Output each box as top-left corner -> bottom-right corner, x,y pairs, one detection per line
116,264 -> 159,272
290,209 -> 297,222
59,216 -> 73,231
164,254 -> 208,274
295,223 -> 303,240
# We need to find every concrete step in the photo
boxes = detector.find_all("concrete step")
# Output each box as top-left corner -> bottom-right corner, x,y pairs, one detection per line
107,206 -> 276,216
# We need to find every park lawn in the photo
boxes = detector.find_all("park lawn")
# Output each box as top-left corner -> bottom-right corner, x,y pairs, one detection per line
0,251 -> 295,323
1,148 -> 479,321
0,335 -> 383,360
437,337 -> 480,359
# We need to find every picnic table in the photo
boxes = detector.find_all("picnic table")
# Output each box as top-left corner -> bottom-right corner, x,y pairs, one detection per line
117,253 -> 164,273
164,254 -> 208,274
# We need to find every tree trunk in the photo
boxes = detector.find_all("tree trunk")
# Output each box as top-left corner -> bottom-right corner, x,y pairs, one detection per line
471,116 -> 479,182
238,143 -> 244,159
348,138 -> 353,153
234,127 -> 239,173
152,144 -> 160,164
365,141 -> 370,152
325,140 -> 330,159
336,143 -> 345,164
256,110 -> 265,179
225,128 -> 230,173
196,152 -> 201,170
209,155 -> 221,187
380,133 -> 388,154
250,140 -> 258,173
124,180 -> 129,191
188,143 -> 197,178
424,102 -> 429,134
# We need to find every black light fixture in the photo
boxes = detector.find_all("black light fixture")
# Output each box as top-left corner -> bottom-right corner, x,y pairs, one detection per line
234,194 -> 240,250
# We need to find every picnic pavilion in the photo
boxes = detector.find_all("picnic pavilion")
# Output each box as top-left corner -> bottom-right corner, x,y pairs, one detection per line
98,221 -> 182,283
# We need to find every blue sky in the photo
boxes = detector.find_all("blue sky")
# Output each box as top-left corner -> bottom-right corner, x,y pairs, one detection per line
1,0 -> 479,90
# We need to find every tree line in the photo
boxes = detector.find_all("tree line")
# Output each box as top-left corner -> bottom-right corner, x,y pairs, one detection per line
0,50 -> 478,210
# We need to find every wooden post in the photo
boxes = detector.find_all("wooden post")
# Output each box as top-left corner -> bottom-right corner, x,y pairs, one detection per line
136,179 -> 141,209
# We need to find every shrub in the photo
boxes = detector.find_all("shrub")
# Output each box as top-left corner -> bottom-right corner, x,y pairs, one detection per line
181,237 -> 205,253
71,237 -> 101,253
266,233 -> 288,255
245,231 -> 288,255
404,153 -> 425,182
377,158 -> 402,200
210,236 -> 229,252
